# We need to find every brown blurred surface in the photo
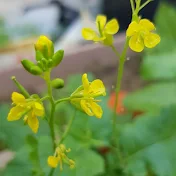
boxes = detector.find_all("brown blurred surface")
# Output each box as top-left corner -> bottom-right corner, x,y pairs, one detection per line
0,33 -> 144,102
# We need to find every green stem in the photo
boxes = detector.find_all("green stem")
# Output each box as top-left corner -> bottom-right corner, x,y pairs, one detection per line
48,168 -> 55,176
130,0 -> 135,13
58,109 -> 77,145
111,45 -> 120,58
11,76 -> 30,98
139,0 -> 153,11
45,71 -> 56,151
55,97 -> 71,105
111,38 -> 129,141
49,104 -> 56,150
40,96 -> 50,101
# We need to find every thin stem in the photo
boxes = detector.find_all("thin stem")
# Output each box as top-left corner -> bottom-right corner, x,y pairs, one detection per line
139,0 -> 153,11
111,38 -> 129,141
40,96 -> 50,101
45,71 -> 56,151
55,97 -> 71,105
130,0 -> 135,13
110,45 -> 121,58
58,109 -> 77,145
49,104 -> 56,150
48,168 -> 55,176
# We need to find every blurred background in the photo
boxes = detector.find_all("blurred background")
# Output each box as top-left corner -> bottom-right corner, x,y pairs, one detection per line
1,0 -> 176,175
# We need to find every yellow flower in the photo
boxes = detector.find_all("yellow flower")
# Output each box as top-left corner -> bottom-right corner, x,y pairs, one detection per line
7,92 -> 44,133
71,74 -> 106,118
47,144 -> 75,171
126,19 -> 161,52
35,35 -> 54,58
82,15 -> 119,46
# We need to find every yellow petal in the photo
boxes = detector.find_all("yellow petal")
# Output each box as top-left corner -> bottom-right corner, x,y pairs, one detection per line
126,21 -> 140,37
89,79 -> 106,97
12,92 -> 25,104
104,19 -> 119,35
96,15 -> 107,31
129,34 -> 144,52
144,33 -> 161,48
7,106 -> 25,121
27,113 -> 39,133
139,19 -> 155,31
93,35 -> 106,42
82,73 -> 90,93
90,102 -> 103,118
33,102 -> 45,117
47,156 -> 59,168
80,100 -> 94,116
82,28 -> 96,40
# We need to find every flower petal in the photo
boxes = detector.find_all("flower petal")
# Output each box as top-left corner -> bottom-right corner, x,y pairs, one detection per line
90,102 -> 103,118
33,102 -> 45,117
7,106 -> 25,121
96,15 -> 107,31
12,92 -> 25,104
89,79 -> 106,97
80,100 -> 94,116
82,73 -> 90,93
82,28 -> 96,40
47,156 -> 59,168
27,113 -> 39,133
126,21 -> 140,37
139,19 -> 155,31
144,33 -> 161,48
129,34 -> 144,52
104,19 -> 119,35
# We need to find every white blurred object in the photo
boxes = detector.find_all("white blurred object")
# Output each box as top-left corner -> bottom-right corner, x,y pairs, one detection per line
54,10 -> 95,52
58,0 -> 102,13
55,0 -> 102,52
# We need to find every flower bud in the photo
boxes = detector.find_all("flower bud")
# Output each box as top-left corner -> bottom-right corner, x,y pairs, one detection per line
35,35 -> 54,59
51,78 -> 64,89
30,66 -> 43,75
21,60 -> 36,73
35,50 -> 44,61
52,50 -> 64,67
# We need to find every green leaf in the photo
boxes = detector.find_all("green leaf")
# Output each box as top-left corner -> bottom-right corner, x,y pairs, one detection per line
0,105 -> 31,150
124,82 -> 176,113
119,107 -> 176,176
141,51 -> 176,80
60,148 -> 105,176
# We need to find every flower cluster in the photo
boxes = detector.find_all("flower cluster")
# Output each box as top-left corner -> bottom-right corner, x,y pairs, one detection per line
21,35 -> 64,76
70,73 -> 106,118
7,92 -> 44,133
48,144 -> 75,171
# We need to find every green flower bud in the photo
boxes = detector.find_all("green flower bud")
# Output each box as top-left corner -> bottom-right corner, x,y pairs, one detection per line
51,78 -> 64,89
30,66 -> 43,75
52,50 -> 64,67
35,50 -> 44,61
35,35 -> 54,59
21,59 -> 36,73
47,59 -> 53,68
21,60 -> 43,75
